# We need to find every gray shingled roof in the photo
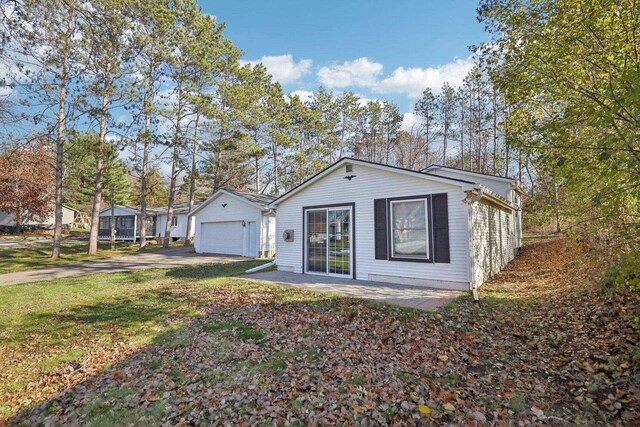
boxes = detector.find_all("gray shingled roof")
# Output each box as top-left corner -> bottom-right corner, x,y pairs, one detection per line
153,202 -> 202,215
224,189 -> 276,208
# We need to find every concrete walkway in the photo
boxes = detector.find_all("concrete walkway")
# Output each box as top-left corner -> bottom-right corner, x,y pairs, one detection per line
0,247 -> 244,286
240,271 -> 464,311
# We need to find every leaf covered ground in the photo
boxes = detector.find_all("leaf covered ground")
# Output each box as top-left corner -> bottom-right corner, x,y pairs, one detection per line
3,238 -> 639,426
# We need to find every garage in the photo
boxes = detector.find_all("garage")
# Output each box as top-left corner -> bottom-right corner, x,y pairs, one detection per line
191,189 -> 276,258
199,221 -> 244,255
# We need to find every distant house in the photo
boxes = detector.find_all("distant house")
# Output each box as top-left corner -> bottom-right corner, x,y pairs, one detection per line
0,204 -> 78,231
98,205 -> 157,242
191,189 -> 276,257
155,202 -> 200,242
98,202 -> 203,242
268,158 -> 524,297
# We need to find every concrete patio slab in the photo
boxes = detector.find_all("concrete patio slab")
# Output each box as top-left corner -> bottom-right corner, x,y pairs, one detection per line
240,271 -> 464,311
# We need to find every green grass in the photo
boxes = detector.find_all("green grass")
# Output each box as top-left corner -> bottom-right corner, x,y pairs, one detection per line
0,259 -> 267,419
204,321 -> 266,340
37,349 -> 85,371
0,240 -> 181,274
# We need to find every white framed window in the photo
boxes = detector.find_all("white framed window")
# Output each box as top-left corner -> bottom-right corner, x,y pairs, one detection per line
171,216 -> 178,226
390,199 -> 429,259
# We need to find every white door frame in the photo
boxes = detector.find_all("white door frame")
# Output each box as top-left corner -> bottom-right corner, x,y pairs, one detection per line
303,205 -> 354,279
244,221 -> 257,257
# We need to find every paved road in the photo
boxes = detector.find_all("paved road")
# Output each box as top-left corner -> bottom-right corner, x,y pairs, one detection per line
241,271 -> 464,311
0,247 -> 245,286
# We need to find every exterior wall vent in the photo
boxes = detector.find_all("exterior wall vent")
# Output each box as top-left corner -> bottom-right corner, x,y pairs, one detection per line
345,164 -> 353,173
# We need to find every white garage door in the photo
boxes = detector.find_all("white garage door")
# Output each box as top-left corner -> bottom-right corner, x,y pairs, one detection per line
199,221 -> 244,255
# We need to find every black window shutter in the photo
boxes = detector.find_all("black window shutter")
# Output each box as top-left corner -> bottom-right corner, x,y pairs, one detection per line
432,193 -> 450,263
374,198 -> 388,260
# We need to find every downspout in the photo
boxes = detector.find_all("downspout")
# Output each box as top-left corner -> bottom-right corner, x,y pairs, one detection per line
465,189 -> 484,302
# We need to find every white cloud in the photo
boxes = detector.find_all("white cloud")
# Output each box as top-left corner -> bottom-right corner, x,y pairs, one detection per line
355,95 -> 383,107
318,57 -> 383,88
240,54 -> 312,84
401,112 -> 422,131
288,90 -> 314,104
315,56 -> 475,98
374,57 -> 475,98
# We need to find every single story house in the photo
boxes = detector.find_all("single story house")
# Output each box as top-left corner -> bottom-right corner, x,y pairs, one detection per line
98,205 -> 157,241
268,158 -> 524,298
191,189 -> 276,258
155,202 -> 200,242
0,204 -> 77,231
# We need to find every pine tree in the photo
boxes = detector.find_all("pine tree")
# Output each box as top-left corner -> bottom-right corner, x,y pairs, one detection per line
414,88 -> 437,168
83,0 -> 135,255
9,0 -> 84,258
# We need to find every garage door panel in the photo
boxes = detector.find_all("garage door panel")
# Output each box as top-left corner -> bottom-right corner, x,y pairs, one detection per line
200,221 -> 243,255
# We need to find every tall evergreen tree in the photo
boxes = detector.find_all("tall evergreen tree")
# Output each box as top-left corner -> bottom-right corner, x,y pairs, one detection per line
83,0 -> 135,255
9,0 -> 84,258
414,88 -> 437,167
130,0 -> 172,248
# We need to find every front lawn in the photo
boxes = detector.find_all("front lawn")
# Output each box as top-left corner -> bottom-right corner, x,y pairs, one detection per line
2,239 -> 638,425
0,240 -> 179,274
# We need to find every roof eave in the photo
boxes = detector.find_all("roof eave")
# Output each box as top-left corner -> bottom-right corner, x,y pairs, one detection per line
426,164 -> 517,183
467,185 -> 519,211
270,158 -> 473,206
190,189 -> 269,216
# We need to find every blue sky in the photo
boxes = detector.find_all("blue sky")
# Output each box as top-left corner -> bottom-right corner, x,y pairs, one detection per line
203,0 -> 487,120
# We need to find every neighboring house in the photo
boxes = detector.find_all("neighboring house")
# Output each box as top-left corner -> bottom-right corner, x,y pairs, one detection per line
0,204 -> 77,230
268,158 -> 524,297
98,205 -> 157,241
191,189 -> 276,258
155,202 -> 200,242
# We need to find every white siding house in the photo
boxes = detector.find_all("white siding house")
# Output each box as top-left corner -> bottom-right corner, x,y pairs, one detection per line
191,189 -> 276,258
269,158 -> 523,296
155,203 -> 199,242
0,204 -> 77,230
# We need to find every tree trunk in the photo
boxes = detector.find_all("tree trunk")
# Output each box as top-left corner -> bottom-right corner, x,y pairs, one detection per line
15,204 -> 22,237
88,70 -> 110,255
442,130 -> 448,166
554,183 -> 561,233
504,107 -> 510,176
163,90 -> 183,248
460,100 -> 465,169
273,141 -> 279,195
254,157 -> 260,193
254,128 -> 260,192
184,112 -> 199,246
518,150 -> 523,183
139,61 -> 155,249
492,92 -> 498,174
51,25 -> 72,260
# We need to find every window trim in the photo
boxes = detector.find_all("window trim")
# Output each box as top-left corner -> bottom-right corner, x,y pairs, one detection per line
387,195 -> 434,263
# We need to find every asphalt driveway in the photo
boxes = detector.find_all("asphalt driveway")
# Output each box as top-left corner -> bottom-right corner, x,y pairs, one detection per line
0,247 -> 245,286
241,271 -> 464,310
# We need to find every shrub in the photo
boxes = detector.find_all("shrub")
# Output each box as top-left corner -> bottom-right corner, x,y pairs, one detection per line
603,253 -> 640,292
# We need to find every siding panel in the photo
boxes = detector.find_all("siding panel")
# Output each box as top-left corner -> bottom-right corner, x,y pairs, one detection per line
470,201 -> 518,286
275,164 -> 471,287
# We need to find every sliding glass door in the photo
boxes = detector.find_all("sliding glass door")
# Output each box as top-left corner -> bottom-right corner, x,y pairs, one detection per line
306,207 -> 352,277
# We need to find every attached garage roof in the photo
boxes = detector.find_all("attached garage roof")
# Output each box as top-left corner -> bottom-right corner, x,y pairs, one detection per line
223,189 -> 276,208
190,188 -> 276,216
